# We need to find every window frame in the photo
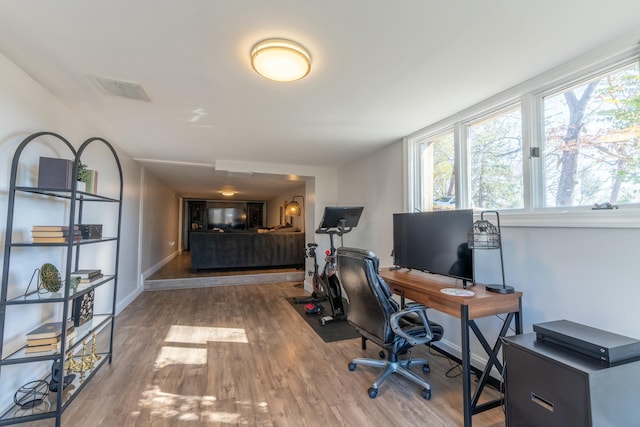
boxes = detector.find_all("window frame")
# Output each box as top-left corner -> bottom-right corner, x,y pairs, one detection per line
405,35 -> 640,229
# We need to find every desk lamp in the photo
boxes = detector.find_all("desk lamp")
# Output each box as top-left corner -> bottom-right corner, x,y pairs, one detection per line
467,210 -> 514,294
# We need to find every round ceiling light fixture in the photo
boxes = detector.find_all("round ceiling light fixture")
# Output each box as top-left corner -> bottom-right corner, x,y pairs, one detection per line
250,38 -> 311,82
220,190 -> 235,197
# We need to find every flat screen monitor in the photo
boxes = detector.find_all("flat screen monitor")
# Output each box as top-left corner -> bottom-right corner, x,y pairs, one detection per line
319,206 -> 364,229
393,209 -> 473,283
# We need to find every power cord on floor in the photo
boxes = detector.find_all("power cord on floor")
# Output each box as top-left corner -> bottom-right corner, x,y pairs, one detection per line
428,345 -> 462,378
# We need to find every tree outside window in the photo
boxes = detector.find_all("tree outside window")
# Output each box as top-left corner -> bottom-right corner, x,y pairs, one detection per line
468,107 -> 524,210
420,132 -> 455,211
543,61 -> 640,207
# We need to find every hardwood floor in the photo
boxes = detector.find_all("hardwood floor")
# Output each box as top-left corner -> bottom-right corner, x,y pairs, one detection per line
25,281 -> 506,427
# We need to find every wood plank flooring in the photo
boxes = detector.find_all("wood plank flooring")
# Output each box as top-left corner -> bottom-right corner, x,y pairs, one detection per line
25,281 -> 506,427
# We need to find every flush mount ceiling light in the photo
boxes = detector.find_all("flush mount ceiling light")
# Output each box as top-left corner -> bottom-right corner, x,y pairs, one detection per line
220,190 -> 235,197
250,38 -> 311,82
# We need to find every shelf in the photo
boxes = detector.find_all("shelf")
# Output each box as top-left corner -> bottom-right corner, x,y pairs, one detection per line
14,186 -> 119,203
0,352 -> 110,426
10,237 -> 118,248
1,132 -> 122,426
3,276 -> 115,305
1,315 -> 112,365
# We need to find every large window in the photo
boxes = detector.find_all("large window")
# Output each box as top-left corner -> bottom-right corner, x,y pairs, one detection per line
543,62 -> 639,208
409,42 -> 639,221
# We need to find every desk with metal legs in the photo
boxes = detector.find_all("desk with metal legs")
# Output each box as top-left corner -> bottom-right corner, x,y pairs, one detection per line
380,268 -> 523,427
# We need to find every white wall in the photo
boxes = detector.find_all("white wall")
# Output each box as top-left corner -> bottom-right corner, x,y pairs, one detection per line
337,141 -> 404,260
266,184 -> 306,230
337,138 -> 640,366
139,168 -> 180,280
0,51 -> 146,409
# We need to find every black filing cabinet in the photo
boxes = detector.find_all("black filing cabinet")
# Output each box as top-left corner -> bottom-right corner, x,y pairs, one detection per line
503,333 -> 640,427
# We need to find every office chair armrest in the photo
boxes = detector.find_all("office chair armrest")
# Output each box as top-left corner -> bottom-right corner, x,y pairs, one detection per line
390,304 -> 434,346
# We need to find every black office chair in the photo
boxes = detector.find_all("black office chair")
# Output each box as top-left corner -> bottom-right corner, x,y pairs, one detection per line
336,247 -> 443,399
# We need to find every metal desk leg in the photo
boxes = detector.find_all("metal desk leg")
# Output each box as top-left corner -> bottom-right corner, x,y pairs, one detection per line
516,296 -> 523,334
461,304 -> 472,427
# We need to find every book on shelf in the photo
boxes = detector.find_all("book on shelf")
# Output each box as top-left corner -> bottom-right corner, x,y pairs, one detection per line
71,269 -> 102,279
27,329 -> 77,347
37,157 -> 73,190
31,230 -> 82,238
25,330 -> 77,354
31,225 -> 80,232
32,236 -> 82,243
26,320 -> 74,340
79,273 -> 104,284
25,342 -> 61,354
27,335 -> 62,346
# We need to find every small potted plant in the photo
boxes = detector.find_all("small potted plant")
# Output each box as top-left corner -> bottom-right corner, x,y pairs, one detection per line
76,162 -> 90,192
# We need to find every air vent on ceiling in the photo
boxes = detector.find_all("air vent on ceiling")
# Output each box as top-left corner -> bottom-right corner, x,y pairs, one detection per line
95,77 -> 151,102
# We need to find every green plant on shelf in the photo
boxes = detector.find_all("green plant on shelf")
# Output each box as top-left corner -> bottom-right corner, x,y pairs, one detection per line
77,161 -> 90,183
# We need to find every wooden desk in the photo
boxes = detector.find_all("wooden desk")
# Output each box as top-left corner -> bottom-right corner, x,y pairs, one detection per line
380,268 -> 523,427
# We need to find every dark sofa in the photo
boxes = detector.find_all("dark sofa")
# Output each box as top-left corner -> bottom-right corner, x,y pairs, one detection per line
189,230 -> 305,272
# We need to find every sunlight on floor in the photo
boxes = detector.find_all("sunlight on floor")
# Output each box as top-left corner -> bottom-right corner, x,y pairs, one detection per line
165,324 -> 249,344
136,324 -> 259,422
154,346 -> 208,369
135,385 -> 269,423
135,385 -> 240,422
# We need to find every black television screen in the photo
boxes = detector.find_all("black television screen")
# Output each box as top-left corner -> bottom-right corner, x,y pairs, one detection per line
393,209 -> 473,282
208,207 -> 246,230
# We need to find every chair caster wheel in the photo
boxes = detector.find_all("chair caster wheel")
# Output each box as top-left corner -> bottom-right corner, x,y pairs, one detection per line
368,387 -> 378,398
422,388 -> 431,400
423,364 -> 430,373
348,362 -> 357,371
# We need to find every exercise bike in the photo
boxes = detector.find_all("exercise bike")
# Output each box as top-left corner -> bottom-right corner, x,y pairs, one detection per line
305,206 -> 364,326
293,242 -> 328,306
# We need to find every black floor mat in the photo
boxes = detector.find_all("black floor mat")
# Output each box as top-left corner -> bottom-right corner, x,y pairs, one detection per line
286,297 -> 361,343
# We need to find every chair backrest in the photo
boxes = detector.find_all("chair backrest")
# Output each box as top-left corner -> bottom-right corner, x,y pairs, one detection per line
336,247 -> 399,345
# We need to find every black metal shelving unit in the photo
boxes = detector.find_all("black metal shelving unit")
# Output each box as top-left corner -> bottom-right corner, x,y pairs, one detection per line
0,132 -> 123,426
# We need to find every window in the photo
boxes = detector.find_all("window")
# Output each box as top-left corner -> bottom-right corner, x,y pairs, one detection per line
542,62 -> 640,207
418,132 -> 455,211
408,39 -> 639,224
468,107 -> 523,210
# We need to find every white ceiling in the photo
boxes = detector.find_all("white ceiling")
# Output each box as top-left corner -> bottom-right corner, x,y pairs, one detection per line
0,1 -> 638,200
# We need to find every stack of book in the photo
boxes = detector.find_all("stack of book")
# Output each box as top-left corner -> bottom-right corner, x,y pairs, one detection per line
25,321 -> 75,354
71,269 -> 103,284
31,225 -> 82,243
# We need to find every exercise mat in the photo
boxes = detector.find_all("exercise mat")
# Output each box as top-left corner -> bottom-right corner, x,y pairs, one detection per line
286,297 -> 360,343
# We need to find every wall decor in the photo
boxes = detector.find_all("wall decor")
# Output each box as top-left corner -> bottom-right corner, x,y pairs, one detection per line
78,224 -> 102,239
13,380 -> 49,409
72,290 -> 94,327
39,263 -> 61,293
